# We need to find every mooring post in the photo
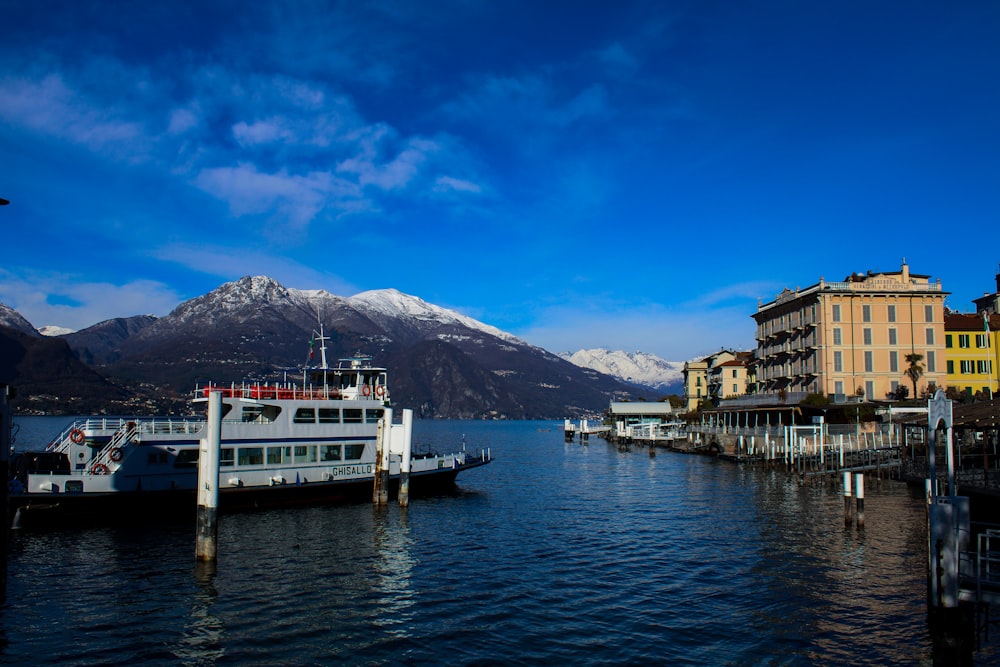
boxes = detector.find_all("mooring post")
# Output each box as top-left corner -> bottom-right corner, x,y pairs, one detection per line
398,409 -> 413,508
373,408 -> 392,506
196,391 -> 223,562
855,473 -> 865,529
843,471 -> 853,527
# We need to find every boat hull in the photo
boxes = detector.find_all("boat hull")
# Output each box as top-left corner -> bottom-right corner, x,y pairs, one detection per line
10,459 -> 487,529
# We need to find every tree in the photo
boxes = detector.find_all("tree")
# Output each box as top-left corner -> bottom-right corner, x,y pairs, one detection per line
905,353 -> 925,399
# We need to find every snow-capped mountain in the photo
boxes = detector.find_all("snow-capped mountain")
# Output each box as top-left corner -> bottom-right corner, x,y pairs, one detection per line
560,348 -> 684,392
0,303 -> 39,336
39,325 -> 75,336
347,288 -> 528,348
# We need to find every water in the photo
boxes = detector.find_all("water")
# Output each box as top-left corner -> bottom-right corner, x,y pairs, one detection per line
1,417 -> 995,665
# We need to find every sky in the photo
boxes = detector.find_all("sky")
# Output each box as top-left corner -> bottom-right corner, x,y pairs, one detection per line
1,1 -> 998,362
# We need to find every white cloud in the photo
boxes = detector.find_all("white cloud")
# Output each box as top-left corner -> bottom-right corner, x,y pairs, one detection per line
0,74 -> 146,156
193,162 -> 366,226
434,176 -> 482,194
0,270 -> 182,331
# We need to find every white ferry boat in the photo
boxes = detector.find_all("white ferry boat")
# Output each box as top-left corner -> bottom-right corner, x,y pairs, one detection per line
8,332 -> 491,528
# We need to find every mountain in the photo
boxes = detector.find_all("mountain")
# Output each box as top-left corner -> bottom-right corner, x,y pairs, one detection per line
0,324 -> 131,414
64,315 -> 158,364
560,349 -> 684,394
0,303 -> 40,337
2,276 -> 643,418
39,325 -> 75,336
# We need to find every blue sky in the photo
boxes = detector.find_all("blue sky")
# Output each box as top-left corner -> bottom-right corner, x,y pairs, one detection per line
1,1 -> 998,361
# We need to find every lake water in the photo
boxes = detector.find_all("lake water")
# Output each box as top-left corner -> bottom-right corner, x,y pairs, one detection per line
2,417 -> 996,665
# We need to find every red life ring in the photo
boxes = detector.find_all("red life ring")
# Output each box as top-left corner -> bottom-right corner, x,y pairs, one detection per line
374,385 -> 385,398
110,448 -> 124,462
91,463 -> 109,475
70,429 -> 85,444
362,385 -> 371,397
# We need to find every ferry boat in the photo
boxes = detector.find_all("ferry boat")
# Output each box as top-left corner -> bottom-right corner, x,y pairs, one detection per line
8,330 -> 491,528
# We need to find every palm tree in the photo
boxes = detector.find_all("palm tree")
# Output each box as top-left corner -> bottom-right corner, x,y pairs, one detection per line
905,353 -> 925,399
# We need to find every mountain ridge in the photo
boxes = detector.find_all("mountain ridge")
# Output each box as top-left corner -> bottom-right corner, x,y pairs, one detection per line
1,276 -> 667,418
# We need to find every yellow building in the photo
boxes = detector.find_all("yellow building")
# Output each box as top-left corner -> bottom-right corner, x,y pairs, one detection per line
683,350 -> 753,410
682,350 -> 733,411
944,312 -> 999,399
752,262 -> 947,402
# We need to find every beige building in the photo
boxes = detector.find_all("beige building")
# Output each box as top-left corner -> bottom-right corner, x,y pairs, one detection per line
683,349 -> 747,411
752,262 -> 947,402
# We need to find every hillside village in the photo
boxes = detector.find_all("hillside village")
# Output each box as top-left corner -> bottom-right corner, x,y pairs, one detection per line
681,261 -> 1000,413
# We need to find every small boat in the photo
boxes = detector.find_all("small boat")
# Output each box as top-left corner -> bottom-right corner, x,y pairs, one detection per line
8,328 -> 491,528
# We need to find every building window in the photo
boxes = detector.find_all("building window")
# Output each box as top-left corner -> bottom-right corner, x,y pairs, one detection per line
978,360 -> 993,374
961,360 -> 974,374
888,305 -> 896,322
835,381 -> 844,395
833,328 -> 842,345
927,351 -> 936,373
926,328 -> 935,345
732,384 -> 738,394
732,369 -> 738,378
832,304 -> 841,322
862,305 -> 871,322
959,335 -> 970,348
864,351 -> 873,372
863,328 -> 872,345
947,360 -> 955,374
834,351 -> 843,372
889,351 -> 898,373
977,334 -> 990,348
890,380 -> 899,394
925,305 -> 934,322
889,328 -> 897,345
946,334 -> 953,348
865,381 -> 874,399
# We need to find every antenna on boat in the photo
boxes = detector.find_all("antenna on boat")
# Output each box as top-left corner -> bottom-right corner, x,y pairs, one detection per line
312,322 -> 330,370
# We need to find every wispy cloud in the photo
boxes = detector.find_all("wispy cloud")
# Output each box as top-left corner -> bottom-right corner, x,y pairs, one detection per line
0,270 -> 182,331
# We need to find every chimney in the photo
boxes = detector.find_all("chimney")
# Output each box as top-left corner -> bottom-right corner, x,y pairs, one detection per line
901,260 -> 909,283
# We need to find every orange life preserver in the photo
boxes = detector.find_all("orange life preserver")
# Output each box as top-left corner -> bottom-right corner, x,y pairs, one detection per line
91,463 -> 109,475
374,385 -> 385,398
70,429 -> 85,444
110,448 -> 124,462
362,385 -> 372,397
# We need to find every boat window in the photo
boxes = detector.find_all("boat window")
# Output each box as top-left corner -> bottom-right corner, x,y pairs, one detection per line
174,449 -> 199,468
339,373 -> 356,390
221,404 -> 233,419
344,444 -> 365,460
237,447 -> 264,466
321,444 -> 342,461
242,406 -> 264,423
267,447 -> 292,465
365,409 -> 384,424
293,408 -> 316,424
147,451 -> 169,465
318,408 -> 340,424
294,445 -> 316,463
221,448 -> 234,467
343,409 -> 363,424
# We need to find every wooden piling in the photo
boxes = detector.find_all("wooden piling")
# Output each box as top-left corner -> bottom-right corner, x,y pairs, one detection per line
196,391 -> 223,562
398,409 -> 413,507
855,473 -> 865,529
373,408 -> 392,506
843,471 -> 852,527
